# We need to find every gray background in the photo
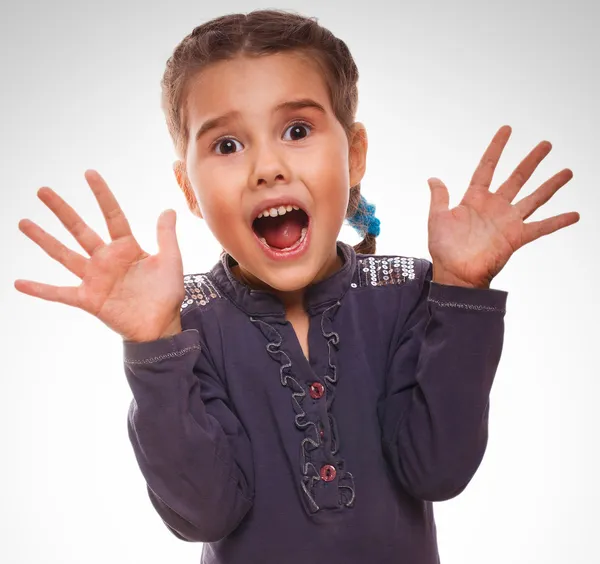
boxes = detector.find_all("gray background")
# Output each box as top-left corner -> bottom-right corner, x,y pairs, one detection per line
1,0 -> 598,562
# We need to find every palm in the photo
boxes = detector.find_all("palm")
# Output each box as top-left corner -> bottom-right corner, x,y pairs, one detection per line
429,190 -> 523,286
15,170 -> 184,342
77,237 -> 181,340
427,126 -> 579,287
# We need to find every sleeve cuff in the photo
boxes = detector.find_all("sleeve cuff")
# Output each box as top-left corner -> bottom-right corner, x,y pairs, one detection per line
123,329 -> 201,365
427,280 -> 508,314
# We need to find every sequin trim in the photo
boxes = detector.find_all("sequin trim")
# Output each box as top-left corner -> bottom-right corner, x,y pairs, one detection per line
124,345 -> 202,365
354,255 -> 416,288
180,274 -> 223,313
428,298 -> 505,313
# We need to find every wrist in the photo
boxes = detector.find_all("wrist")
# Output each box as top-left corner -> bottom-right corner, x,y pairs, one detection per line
432,264 -> 490,289
123,317 -> 183,343
158,317 -> 183,340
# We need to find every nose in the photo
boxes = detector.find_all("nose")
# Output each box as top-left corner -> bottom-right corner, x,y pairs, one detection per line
249,142 -> 290,189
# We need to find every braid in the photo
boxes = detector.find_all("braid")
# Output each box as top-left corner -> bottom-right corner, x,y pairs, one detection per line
347,194 -> 380,237
346,186 -> 379,254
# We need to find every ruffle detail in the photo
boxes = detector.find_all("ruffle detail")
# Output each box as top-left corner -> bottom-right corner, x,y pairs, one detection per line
319,301 -> 356,509
250,300 -> 355,515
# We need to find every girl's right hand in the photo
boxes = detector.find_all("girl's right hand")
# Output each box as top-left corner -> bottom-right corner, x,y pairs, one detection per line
14,170 -> 185,343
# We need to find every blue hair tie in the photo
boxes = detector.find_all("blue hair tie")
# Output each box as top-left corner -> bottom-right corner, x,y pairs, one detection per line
347,195 -> 380,237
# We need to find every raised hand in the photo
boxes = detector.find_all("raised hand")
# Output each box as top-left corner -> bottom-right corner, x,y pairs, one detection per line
426,125 -> 580,288
15,170 -> 185,342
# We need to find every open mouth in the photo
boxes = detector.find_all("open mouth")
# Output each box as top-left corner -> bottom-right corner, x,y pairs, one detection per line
252,207 -> 310,252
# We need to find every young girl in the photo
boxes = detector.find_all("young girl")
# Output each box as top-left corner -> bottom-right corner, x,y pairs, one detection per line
14,9 -> 579,564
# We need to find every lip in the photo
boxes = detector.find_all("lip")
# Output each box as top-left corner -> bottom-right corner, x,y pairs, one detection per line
249,196 -> 310,226
251,216 -> 312,261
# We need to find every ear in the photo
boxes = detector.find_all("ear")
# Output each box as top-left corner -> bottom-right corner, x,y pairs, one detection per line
173,160 -> 203,218
348,122 -> 368,188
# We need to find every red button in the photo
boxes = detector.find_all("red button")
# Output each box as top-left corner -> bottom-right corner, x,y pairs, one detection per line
320,464 -> 336,481
309,382 -> 325,399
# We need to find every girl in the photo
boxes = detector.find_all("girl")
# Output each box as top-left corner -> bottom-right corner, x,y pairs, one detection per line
14,9 -> 579,564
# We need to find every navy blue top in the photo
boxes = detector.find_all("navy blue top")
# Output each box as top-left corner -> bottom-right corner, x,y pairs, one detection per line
123,240 -> 508,564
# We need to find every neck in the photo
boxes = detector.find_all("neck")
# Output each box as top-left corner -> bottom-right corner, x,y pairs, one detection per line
230,244 -> 343,312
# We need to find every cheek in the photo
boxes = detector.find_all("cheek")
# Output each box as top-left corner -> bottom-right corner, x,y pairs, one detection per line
190,160 -> 243,213
301,139 -> 349,186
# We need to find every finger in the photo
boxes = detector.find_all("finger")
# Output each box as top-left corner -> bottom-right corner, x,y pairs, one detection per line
18,219 -> 88,278
522,211 -> 580,245
37,186 -> 105,256
427,178 -> 449,214
14,279 -> 81,308
157,209 -> 182,261
468,125 -> 512,191
514,169 -> 574,220
84,169 -> 134,241
495,141 -> 553,202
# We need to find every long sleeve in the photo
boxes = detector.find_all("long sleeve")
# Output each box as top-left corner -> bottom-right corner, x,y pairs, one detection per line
379,259 -> 508,502
123,327 -> 254,542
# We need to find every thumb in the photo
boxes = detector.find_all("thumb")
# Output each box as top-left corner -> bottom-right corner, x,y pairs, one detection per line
427,177 -> 450,214
157,209 -> 182,260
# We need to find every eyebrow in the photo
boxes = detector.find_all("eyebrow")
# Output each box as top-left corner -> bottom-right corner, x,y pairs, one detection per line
194,98 -> 327,141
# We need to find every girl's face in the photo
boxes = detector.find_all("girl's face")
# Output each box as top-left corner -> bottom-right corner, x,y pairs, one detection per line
175,51 -> 367,303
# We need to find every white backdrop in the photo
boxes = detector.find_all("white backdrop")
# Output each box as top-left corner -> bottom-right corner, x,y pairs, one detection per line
1,0 -> 598,562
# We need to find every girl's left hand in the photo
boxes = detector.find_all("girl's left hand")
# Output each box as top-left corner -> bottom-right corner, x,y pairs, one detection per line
426,125 -> 580,289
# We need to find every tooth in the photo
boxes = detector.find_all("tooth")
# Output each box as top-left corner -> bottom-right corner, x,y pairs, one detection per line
256,204 -> 302,220
259,237 -> 268,245
301,227 -> 307,235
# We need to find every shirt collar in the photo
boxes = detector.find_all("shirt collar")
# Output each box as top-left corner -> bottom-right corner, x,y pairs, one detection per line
208,240 -> 357,317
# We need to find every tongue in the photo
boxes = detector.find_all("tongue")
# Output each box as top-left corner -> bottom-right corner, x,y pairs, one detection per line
259,214 -> 303,249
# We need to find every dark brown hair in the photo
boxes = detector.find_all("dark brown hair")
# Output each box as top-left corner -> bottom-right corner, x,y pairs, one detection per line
161,9 -> 377,254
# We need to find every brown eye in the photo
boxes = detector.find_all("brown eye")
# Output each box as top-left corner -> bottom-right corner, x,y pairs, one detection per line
214,138 -> 242,155
283,122 -> 311,141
